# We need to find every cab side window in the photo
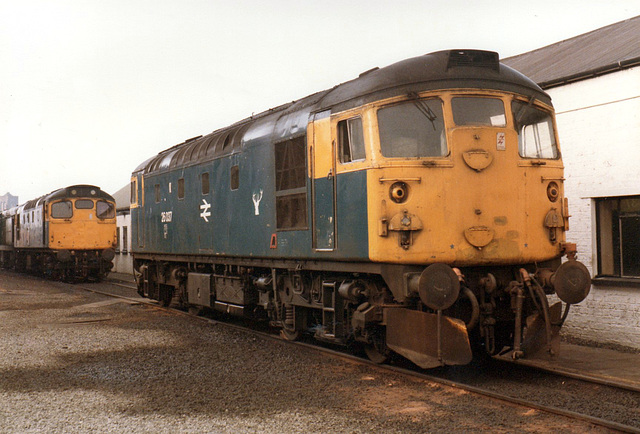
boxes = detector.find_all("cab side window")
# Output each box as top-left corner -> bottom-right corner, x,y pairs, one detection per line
511,100 -> 559,159
338,117 -> 365,163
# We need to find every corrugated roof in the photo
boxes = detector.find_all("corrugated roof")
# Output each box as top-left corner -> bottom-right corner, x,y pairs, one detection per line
503,16 -> 640,88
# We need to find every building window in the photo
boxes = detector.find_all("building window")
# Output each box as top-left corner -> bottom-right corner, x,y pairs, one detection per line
596,195 -> 640,278
122,226 -> 128,253
338,117 -> 365,163
178,178 -> 185,200
116,227 -> 120,253
275,136 -> 308,230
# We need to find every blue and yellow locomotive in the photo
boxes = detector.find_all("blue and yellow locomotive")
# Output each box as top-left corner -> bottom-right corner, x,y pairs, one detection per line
131,50 -> 591,367
0,185 -> 117,281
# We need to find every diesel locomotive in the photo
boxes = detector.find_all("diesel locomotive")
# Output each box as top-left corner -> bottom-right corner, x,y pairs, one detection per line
131,50 -> 591,368
0,185 -> 117,281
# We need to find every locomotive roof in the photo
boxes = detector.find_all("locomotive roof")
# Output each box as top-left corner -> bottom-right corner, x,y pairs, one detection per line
18,185 -> 114,211
136,49 -> 550,175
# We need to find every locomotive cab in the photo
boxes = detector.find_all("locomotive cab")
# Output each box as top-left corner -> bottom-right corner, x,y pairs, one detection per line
365,91 -> 567,266
309,87 -> 590,367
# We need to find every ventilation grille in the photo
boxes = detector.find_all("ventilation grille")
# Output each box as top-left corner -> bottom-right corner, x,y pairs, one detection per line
447,50 -> 499,71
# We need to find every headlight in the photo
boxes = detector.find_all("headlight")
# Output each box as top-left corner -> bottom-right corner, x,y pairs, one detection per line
547,181 -> 559,202
390,181 -> 409,203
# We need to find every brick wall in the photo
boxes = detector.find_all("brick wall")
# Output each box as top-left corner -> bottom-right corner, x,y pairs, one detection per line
546,67 -> 640,349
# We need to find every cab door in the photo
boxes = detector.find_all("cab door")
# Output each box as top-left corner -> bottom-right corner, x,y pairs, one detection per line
310,111 -> 336,251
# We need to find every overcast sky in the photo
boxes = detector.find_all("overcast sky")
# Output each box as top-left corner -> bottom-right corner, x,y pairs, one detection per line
2,0 -> 640,202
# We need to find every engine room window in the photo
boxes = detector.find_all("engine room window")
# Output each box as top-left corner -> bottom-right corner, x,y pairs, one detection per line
178,178 -> 185,200
276,194 -> 307,230
97,201 -> 115,219
512,101 -> 559,159
275,136 -> 308,230
230,166 -> 239,191
51,201 -> 73,219
596,195 -> 640,278
154,184 -> 160,203
275,137 -> 306,191
338,117 -> 365,163
378,99 -> 447,158
75,199 -> 94,209
202,172 -> 210,195
452,97 -> 506,127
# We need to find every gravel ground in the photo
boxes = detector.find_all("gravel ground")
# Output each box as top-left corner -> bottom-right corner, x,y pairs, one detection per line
0,270 -> 610,433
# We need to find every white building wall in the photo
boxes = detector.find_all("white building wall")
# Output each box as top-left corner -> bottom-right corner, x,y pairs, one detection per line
546,66 -> 640,349
114,212 -> 133,275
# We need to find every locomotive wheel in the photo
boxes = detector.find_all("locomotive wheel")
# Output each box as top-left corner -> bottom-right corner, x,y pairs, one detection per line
280,303 -> 303,341
188,306 -> 202,316
159,284 -> 173,307
364,327 -> 390,364
364,343 -> 389,364
280,327 -> 301,341
168,284 -> 188,309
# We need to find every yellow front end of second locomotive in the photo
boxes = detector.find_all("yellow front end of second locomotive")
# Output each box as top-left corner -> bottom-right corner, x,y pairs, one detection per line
47,198 -> 117,251
366,91 -> 569,267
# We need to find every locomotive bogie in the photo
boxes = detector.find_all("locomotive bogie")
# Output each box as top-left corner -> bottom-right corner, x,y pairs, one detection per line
131,50 -> 592,368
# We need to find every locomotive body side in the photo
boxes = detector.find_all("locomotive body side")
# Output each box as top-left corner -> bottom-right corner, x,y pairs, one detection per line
131,50 -> 591,367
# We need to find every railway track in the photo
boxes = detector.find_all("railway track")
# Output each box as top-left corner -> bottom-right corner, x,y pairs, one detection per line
506,356 -> 640,395
81,279 -> 640,433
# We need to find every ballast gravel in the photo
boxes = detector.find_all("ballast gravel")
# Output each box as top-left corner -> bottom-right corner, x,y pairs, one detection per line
0,270 -> 601,433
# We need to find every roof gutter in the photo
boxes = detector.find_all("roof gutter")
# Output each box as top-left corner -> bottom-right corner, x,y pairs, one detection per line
540,56 -> 640,89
